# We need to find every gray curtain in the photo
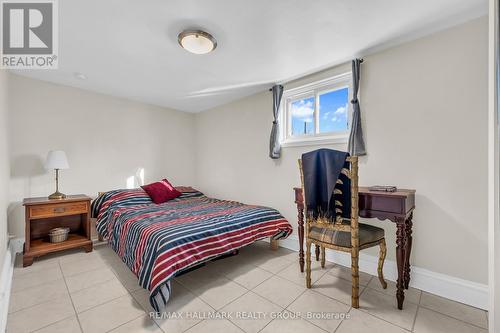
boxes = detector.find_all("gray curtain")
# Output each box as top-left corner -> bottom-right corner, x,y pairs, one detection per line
348,59 -> 367,156
269,85 -> 284,159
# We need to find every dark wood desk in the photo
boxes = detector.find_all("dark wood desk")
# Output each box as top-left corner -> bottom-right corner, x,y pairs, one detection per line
293,186 -> 415,310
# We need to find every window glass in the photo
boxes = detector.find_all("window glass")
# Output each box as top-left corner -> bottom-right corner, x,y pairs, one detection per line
318,88 -> 349,133
290,97 -> 315,136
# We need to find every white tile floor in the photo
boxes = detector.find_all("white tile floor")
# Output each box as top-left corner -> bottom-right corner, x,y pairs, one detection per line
6,241 -> 488,333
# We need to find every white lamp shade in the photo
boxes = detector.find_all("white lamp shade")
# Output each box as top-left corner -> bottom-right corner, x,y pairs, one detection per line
45,150 -> 69,170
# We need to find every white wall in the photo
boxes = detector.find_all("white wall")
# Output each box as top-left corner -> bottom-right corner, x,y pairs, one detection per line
0,71 -> 10,270
488,0 -> 499,328
8,74 -> 196,238
195,17 -> 488,284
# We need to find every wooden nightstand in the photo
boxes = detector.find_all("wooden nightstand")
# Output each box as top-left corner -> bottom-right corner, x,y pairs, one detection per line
23,195 -> 93,267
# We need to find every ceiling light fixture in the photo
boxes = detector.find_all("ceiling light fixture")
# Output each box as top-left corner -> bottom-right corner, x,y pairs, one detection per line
178,30 -> 217,55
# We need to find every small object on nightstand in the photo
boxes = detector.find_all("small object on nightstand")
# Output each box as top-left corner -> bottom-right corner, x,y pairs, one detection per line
45,150 -> 69,200
368,185 -> 398,192
22,195 -> 93,267
48,227 -> 70,243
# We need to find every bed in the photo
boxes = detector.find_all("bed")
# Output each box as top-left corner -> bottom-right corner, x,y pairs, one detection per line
91,186 -> 293,312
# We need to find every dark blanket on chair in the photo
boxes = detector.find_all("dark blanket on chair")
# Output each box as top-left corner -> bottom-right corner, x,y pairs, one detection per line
301,149 -> 350,220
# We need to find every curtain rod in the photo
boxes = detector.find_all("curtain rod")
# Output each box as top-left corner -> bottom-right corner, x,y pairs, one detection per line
269,58 -> 363,91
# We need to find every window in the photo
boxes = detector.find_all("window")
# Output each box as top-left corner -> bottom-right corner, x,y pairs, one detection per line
280,73 -> 352,146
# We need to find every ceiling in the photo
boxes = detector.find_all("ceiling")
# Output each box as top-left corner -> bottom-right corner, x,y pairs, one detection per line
14,0 -> 487,112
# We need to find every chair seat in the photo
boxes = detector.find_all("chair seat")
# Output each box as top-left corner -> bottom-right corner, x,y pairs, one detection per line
309,223 -> 384,248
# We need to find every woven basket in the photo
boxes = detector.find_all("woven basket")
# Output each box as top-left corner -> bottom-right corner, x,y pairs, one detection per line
48,227 -> 70,243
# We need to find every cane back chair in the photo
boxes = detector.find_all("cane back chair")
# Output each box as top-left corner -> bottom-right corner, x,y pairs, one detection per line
298,156 -> 387,308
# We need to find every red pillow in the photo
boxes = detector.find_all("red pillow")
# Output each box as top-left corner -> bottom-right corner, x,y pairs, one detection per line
141,179 -> 181,204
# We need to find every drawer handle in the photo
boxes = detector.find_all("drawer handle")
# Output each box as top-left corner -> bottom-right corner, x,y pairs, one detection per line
53,207 -> 66,213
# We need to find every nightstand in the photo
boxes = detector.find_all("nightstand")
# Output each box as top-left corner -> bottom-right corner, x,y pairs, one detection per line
23,195 -> 93,267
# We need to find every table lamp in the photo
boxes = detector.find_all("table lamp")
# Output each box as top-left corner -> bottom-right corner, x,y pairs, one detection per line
45,150 -> 69,200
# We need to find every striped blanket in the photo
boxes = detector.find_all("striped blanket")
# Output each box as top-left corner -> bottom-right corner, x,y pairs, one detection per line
91,187 -> 292,312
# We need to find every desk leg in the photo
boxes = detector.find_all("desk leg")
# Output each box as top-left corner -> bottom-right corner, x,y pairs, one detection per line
396,222 -> 406,310
297,205 -> 305,272
404,213 -> 413,289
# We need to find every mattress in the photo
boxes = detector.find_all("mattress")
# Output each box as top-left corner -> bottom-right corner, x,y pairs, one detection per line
91,187 -> 292,312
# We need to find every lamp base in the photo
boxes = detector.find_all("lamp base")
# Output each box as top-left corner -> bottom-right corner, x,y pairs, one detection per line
48,191 -> 66,200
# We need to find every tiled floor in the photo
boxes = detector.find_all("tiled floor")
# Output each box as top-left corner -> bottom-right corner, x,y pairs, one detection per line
6,241 -> 488,333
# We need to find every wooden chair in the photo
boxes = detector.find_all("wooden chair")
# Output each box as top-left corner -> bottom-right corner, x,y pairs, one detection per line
298,156 -> 387,308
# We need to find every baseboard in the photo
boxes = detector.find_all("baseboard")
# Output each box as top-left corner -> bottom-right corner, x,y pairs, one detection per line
0,238 -> 23,333
278,235 -> 489,310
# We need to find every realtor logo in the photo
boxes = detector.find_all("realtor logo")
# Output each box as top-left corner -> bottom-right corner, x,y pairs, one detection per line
1,0 -> 58,69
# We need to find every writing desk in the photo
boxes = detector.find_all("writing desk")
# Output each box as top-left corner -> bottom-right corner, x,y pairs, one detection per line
293,186 -> 415,309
